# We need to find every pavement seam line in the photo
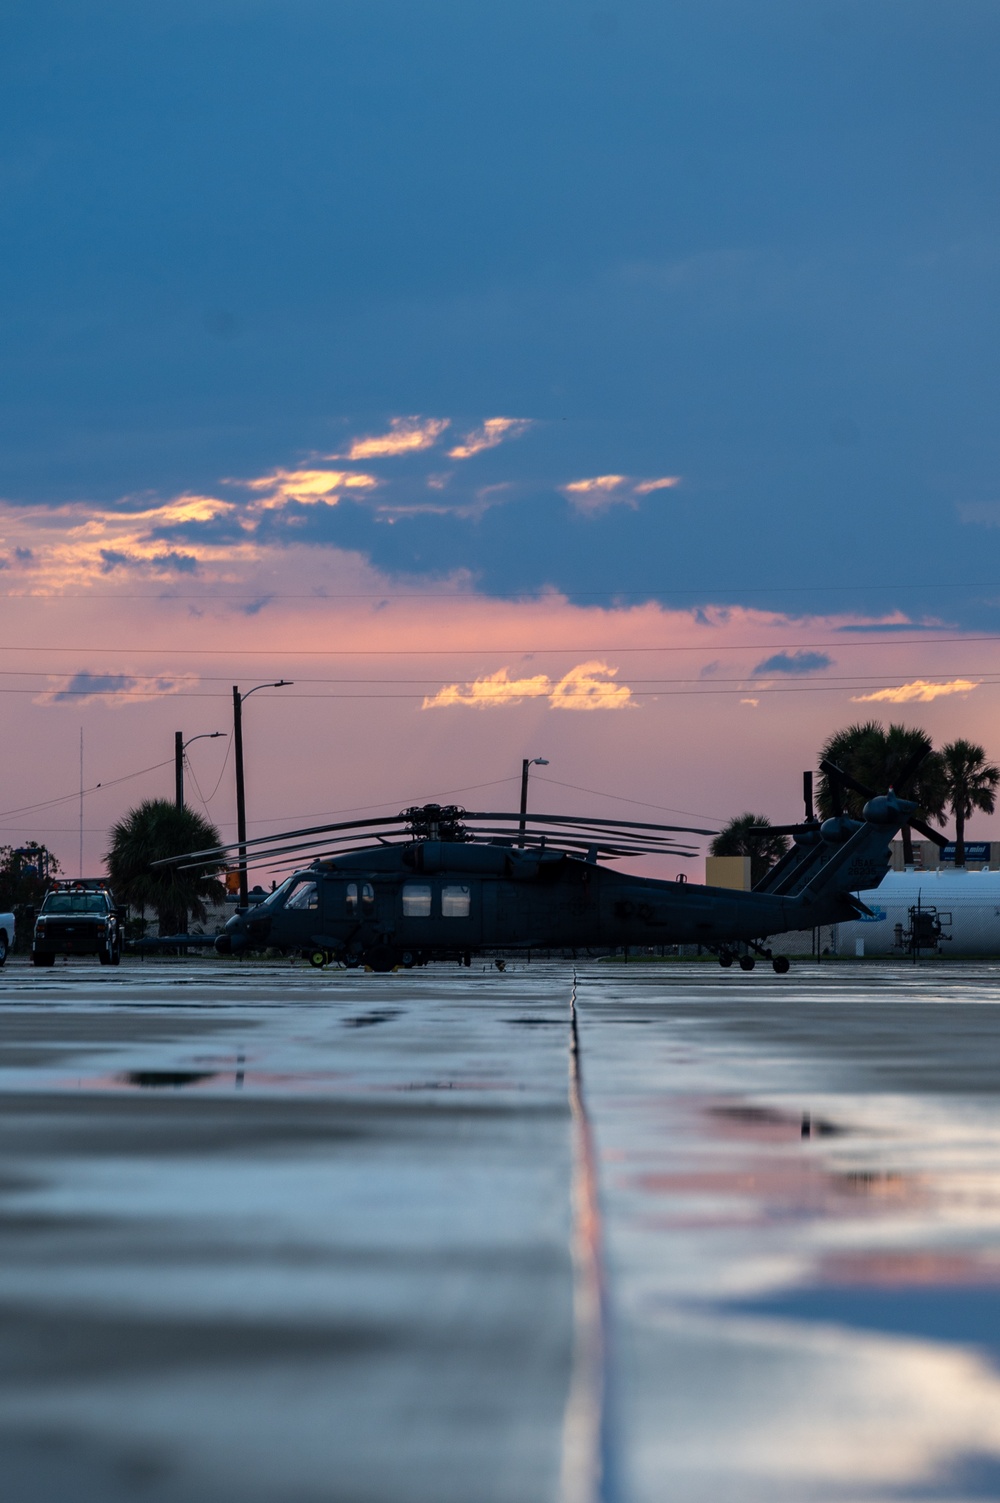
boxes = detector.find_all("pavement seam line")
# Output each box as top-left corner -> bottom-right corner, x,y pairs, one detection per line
560,972 -> 619,1503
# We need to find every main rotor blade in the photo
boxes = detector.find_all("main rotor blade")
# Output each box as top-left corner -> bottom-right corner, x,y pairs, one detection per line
908,816 -> 948,849
152,811 -> 416,866
155,807 -> 716,868
819,758 -> 876,805
464,811 -> 716,836
891,745 -> 932,793
746,822 -> 822,837
468,823 -> 697,847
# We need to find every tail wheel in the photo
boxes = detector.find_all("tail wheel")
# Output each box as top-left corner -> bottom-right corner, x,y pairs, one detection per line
364,948 -> 398,973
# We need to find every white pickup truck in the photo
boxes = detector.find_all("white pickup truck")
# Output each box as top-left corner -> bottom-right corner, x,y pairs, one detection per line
0,911 -> 14,965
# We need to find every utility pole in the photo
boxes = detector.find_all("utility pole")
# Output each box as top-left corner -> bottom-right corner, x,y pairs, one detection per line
232,683 -> 292,908
175,731 -> 224,811
518,757 -> 549,847
233,688 -> 247,906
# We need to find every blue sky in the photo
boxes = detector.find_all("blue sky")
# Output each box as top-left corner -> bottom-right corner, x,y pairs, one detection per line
3,1 -> 1000,872
2,0 -> 999,623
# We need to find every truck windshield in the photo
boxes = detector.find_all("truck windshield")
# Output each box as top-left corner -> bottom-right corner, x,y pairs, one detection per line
41,894 -> 109,914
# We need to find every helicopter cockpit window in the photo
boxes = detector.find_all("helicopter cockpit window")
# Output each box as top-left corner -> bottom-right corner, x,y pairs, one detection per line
402,883 -> 432,917
285,881 -> 319,912
260,877 -> 295,910
441,884 -> 471,918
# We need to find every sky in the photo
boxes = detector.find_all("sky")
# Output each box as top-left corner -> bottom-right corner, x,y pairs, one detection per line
1,0 -> 999,878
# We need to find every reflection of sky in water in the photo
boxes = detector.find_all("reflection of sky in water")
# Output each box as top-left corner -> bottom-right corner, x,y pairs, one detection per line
578,975 -> 1000,1502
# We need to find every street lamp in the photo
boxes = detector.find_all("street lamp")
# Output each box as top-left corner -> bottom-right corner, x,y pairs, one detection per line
174,731 -> 225,810
518,757 -> 549,847
233,681 -> 293,907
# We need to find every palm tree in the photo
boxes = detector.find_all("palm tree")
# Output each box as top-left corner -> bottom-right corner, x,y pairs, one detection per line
817,721 -> 947,865
939,740 -> 1000,866
106,800 -> 226,937
710,814 -> 789,888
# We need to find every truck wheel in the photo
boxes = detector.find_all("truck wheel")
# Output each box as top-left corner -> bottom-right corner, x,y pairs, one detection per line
32,952 -> 55,967
98,947 -> 111,965
109,947 -> 121,966
0,934 -> 8,966
309,951 -> 328,969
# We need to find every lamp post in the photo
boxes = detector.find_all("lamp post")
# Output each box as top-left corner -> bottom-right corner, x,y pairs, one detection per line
518,757 -> 549,847
233,682 -> 293,907
174,731 -> 225,810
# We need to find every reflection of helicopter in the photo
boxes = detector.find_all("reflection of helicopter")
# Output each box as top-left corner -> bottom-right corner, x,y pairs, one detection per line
159,756 -> 941,974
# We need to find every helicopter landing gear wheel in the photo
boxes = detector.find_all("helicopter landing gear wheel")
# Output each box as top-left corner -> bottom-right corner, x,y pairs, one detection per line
772,955 -> 790,974
309,950 -> 328,969
739,955 -> 756,972
719,953 -> 733,968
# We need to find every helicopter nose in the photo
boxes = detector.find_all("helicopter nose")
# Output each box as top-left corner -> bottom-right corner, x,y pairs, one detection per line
216,912 -> 249,954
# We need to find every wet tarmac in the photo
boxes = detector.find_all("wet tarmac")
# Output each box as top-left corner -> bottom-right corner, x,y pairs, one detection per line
3,957 -> 1000,1501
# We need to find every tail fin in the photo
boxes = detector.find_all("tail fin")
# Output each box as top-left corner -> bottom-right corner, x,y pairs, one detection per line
761,793 -> 912,925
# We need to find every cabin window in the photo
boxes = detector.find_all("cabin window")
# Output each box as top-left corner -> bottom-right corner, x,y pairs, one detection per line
285,881 -> 318,911
402,882 -> 432,917
361,882 -> 375,914
441,884 -> 471,918
346,882 -> 358,915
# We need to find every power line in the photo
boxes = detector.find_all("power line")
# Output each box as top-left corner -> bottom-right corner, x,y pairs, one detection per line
532,774 -> 724,823
0,682 -> 992,700
0,580 -> 997,600
0,759 -> 173,821
1,669 -> 1000,686
2,633 -> 1000,655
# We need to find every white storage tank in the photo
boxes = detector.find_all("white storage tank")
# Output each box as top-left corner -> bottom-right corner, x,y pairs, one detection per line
834,869 -> 1000,957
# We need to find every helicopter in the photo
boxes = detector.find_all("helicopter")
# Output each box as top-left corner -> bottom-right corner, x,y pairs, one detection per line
157,752 -> 945,974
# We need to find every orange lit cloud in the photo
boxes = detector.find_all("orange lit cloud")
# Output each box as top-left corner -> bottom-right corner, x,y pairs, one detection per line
337,417 -> 450,460
422,666 -> 551,709
563,474 -> 681,514
633,475 -> 681,495
447,417 -> 532,460
422,660 -> 632,710
549,660 -> 633,709
852,679 -> 980,703
243,468 -> 378,507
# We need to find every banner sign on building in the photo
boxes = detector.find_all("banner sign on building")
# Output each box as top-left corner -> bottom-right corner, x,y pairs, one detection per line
942,843 -> 991,862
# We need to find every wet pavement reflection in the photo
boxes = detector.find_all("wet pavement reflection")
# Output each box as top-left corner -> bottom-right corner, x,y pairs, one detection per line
3,957 -> 1000,1500
577,962 -> 1000,1502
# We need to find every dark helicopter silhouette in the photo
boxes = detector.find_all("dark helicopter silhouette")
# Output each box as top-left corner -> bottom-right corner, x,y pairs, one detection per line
156,751 -> 942,974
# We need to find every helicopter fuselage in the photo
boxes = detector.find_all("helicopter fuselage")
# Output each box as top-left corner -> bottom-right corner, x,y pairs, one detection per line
216,837 -> 871,970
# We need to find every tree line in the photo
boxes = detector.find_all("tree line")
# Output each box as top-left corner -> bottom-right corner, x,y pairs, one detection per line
711,722 -> 1000,885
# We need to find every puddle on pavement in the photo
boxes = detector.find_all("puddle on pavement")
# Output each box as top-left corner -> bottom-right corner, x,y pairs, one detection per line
119,1071 -> 219,1089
